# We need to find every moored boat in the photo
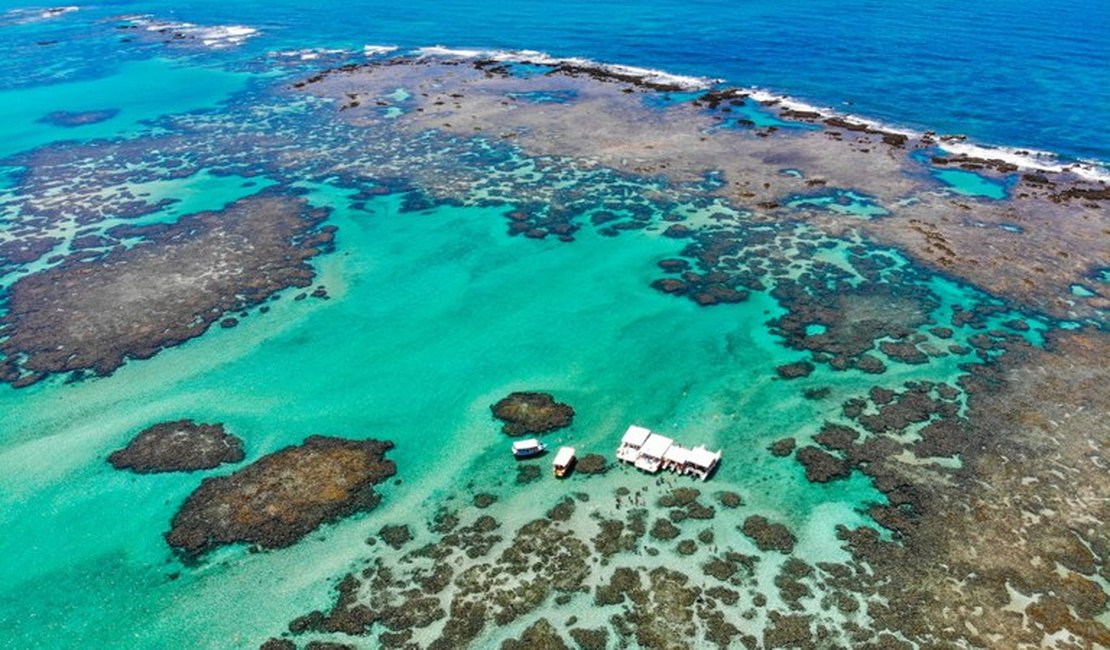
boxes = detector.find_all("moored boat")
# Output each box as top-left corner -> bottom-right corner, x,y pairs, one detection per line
553,446 -> 576,477
511,438 -> 547,458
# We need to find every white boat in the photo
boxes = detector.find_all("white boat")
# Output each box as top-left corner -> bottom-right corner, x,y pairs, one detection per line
511,438 -> 547,458
553,446 -> 576,477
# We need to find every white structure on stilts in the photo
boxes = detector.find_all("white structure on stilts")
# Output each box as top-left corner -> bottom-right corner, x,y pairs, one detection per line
615,425 -> 722,481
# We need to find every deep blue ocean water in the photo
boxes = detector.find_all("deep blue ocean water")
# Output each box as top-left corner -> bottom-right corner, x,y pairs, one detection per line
5,0 -> 1106,163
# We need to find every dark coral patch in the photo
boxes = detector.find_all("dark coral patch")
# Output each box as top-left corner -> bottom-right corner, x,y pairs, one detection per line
37,109 -> 120,127
0,192 -> 333,387
107,419 -> 243,473
166,435 -> 395,558
491,392 -> 575,435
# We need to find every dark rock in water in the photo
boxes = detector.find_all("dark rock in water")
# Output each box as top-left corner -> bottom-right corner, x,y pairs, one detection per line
769,437 -> 796,457
879,340 -> 929,365
853,354 -> 886,374
473,492 -> 497,508
219,317 -> 239,329
795,446 -> 851,483
515,464 -> 541,484
546,497 -> 576,522
575,453 -> 609,475
378,524 -> 412,550
869,386 -> 896,405
568,627 -> 608,650
716,491 -> 743,509
37,108 -> 119,127
657,487 -> 700,508
650,518 -> 680,541
107,419 -> 244,473
651,278 -> 688,295
657,258 -> 690,273
741,515 -> 796,554
776,361 -> 814,379
814,423 -> 860,452
802,386 -> 831,400
166,435 -> 395,558
259,639 -> 295,650
304,642 -> 355,650
662,224 -> 693,238
691,284 -> 749,306
501,617 -> 569,650
491,392 -> 574,436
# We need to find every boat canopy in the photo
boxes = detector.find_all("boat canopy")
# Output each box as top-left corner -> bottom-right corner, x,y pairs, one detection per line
512,438 -> 543,452
553,446 -> 576,468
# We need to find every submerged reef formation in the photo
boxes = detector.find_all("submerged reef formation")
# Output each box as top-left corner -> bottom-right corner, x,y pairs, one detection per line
812,331 -> 1110,647
37,108 -> 119,127
166,436 -> 395,558
0,192 -> 333,387
107,419 -> 244,473
490,392 -> 575,435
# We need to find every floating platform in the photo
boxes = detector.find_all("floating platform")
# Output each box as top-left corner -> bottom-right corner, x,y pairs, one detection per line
616,425 -> 721,480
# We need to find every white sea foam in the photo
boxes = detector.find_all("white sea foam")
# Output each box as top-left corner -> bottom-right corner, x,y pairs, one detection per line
745,88 -> 1109,181
935,141 -> 1110,182
389,44 -> 1110,179
413,45 -> 718,90
414,45 -> 487,58
41,6 -> 78,18
119,15 -> 259,49
363,45 -> 399,57
270,47 -> 350,61
2,5 -> 78,24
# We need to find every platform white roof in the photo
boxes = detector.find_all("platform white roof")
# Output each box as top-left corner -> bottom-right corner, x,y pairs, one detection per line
640,434 -> 674,459
688,445 -> 721,468
621,425 -> 652,447
512,438 -> 542,451
662,445 -> 691,464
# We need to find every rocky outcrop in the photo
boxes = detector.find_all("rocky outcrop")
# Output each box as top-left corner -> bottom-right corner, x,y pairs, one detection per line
741,515 -> 796,554
166,436 -> 395,558
491,392 -> 574,435
107,419 -> 244,473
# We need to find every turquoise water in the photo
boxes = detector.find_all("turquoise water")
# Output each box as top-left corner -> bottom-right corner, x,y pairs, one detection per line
0,187 -> 891,646
0,58 -> 250,160
931,168 -> 1010,199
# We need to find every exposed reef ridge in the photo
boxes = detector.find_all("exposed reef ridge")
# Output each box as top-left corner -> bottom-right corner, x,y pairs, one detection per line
295,55 -> 1108,324
107,419 -> 244,473
166,435 -> 395,558
0,191 -> 334,387
490,392 -> 575,435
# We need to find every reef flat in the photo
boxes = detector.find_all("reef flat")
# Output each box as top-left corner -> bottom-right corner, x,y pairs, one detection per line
298,57 -> 1109,323
0,192 -> 332,386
